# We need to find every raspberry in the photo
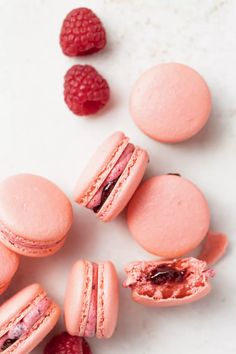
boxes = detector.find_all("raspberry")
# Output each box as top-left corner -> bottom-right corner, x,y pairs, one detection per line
64,65 -> 110,116
60,8 -> 106,56
44,332 -> 92,354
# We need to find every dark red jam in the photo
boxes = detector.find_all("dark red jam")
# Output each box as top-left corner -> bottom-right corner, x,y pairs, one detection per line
147,264 -> 186,285
1,338 -> 17,351
93,178 -> 119,213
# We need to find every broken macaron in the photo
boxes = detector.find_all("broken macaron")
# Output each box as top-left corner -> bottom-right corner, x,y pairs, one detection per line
74,131 -> 149,222
123,257 -> 215,307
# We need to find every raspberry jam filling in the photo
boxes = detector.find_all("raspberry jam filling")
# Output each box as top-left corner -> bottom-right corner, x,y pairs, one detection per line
86,143 -> 135,213
146,264 -> 187,285
123,258 -> 215,300
0,297 -> 50,352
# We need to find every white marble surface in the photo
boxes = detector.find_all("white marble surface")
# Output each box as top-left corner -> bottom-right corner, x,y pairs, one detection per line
0,0 -> 235,353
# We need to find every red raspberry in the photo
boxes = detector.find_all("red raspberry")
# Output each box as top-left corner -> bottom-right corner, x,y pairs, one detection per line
64,64 -> 110,116
44,332 -> 92,354
60,7 -> 106,56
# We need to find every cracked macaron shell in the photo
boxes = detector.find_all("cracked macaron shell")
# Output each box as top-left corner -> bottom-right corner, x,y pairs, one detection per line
123,258 -> 213,307
0,174 -> 73,257
64,260 -> 119,339
0,243 -> 19,295
0,283 -> 60,354
127,175 -> 210,258
73,131 -> 149,221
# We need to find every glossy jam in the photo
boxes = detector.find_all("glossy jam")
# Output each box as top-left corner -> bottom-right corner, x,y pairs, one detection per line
147,264 -> 186,285
93,178 -> 118,213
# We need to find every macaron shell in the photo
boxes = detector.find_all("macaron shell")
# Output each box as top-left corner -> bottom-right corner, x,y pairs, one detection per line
0,174 -> 73,243
74,132 -> 129,206
130,63 -> 212,143
0,230 -> 67,258
97,261 -> 119,339
0,243 -> 19,294
64,260 -> 93,336
0,284 -> 45,334
98,148 -> 149,222
131,283 -> 211,307
198,231 -> 229,266
4,302 -> 60,354
127,175 -> 210,258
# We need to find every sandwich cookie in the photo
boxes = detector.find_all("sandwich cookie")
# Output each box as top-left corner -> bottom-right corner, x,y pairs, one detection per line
0,174 -> 73,257
0,284 -> 60,353
74,131 -> 149,222
64,260 -> 119,339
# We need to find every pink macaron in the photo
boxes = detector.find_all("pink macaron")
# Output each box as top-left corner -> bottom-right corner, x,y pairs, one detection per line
127,174 -> 210,258
0,243 -> 19,295
0,174 -> 73,257
123,257 -> 215,307
74,131 -> 149,222
130,63 -> 212,143
198,231 -> 229,266
64,260 -> 119,339
0,283 -> 60,353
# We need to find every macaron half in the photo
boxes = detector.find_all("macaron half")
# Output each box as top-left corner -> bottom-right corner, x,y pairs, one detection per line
127,175 -> 210,258
64,260 -> 119,339
0,174 -> 73,257
0,283 -> 60,353
0,243 -> 19,295
123,257 -> 215,307
74,131 -> 149,222
130,63 -> 212,143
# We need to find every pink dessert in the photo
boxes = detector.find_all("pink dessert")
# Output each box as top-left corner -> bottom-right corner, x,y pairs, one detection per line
198,231 -> 229,266
123,258 -> 215,307
0,298 -> 50,350
0,174 -> 73,257
87,143 -> 135,211
64,260 -> 119,339
0,243 -> 19,295
74,131 -> 149,222
0,284 -> 60,353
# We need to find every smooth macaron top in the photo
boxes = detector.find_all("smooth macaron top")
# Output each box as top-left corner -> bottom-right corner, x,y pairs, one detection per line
0,243 -> 19,293
127,175 -> 210,258
0,174 -> 73,242
74,131 -> 129,205
130,63 -> 212,143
